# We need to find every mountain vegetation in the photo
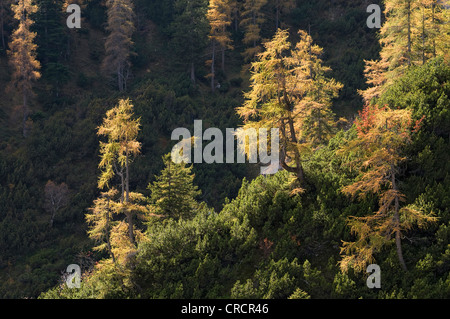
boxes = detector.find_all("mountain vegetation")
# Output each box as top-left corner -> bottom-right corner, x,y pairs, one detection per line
0,0 -> 448,299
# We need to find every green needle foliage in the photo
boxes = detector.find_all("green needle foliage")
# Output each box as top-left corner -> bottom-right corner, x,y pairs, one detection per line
148,153 -> 202,221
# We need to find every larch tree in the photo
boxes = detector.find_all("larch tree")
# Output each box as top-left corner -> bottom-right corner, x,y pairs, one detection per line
8,0 -> 41,137
240,0 -> 268,62
360,0 -> 449,102
434,0 -> 450,61
338,104 -> 436,272
292,30 -> 343,147
236,29 -> 342,186
413,0 -> 450,63
148,153 -> 201,221
274,0 -> 295,30
207,0 -> 233,91
229,0 -> 242,31
108,191 -> 148,265
103,0 -> 135,92
86,188 -> 119,263
87,189 -> 148,266
97,98 -> 144,245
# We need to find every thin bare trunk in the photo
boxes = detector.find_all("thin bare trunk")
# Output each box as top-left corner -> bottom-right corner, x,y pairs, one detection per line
126,211 -> 134,245
308,24 -> 312,78
190,62 -> 196,83
276,0 -> 280,30
286,112 -> 305,183
125,146 -> 129,203
221,45 -> 225,72
234,7 -> 239,31
22,90 -> 28,138
277,72 -> 305,184
432,2 -> 436,58
125,145 -> 134,245
0,2 -> 5,50
118,64 -> 123,92
407,1 -> 411,66
113,162 -> 124,203
392,170 -> 408,271
211,39 -> 215,92
422,8 -> 425,65
105,196 -> 116,263
50,208 -> 56,227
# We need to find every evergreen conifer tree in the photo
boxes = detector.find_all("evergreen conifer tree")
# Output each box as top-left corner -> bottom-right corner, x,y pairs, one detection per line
170,0 -> 209,83
148,153 -> 201,220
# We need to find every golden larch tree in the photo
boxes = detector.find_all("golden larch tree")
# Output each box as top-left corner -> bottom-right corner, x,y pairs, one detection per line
240,0 -> 267,62
274,0 -> 295,30
207,0 -> 233,91
360,0 -> 449,102
103,0 -> 135,92
8,0 -> 41,137
236,29 -> 342,187
86,188 -> 119,263
338,104 -> 436,272
97,98 -> 145,245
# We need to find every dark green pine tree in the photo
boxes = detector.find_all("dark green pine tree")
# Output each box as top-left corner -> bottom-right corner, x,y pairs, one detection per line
32,0 -> 70,98
169,0 -> 209,83
148,153 -> 202,220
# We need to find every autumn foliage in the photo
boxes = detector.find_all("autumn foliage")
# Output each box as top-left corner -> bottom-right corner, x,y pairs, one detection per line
338,104 -> 436,272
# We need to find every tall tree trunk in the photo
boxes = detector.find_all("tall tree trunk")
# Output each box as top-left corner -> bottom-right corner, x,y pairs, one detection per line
106,226 -> 115,263
113,162 -> 125,203
308,24 -> 312,78
422,8 -> 425,65
277,75 -> 306,184
286,112 -> 305,183
125,146 -> 134,244
234,7 -> 239,31
0,2 -> 5,50
120,172 -> 124,204
392,170 -> 408,271
125,146 -> 130,203
50,208 -> 56,228
22,89 -> 28,138
190,62 -> 196,83
221,45 -> 225,72
252,10 -> 256,48
118,64 -> 123,92
276,0 -> 280,30
407,1 -> 412,66
279,118 -> 305,184
119,170 -> 125,204
432,2 -> 436,58
211,39 -> 215,92
126,211 -> 135,245
105,197 -> 116,263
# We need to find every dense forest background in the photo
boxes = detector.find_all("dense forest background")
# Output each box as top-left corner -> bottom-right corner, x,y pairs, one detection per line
0,0 -> 449,299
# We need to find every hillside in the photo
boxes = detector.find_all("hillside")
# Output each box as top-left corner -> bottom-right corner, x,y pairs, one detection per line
0,0 -> 449,300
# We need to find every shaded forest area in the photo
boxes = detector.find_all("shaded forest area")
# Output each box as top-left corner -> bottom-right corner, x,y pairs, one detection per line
0,0 -> 449,299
